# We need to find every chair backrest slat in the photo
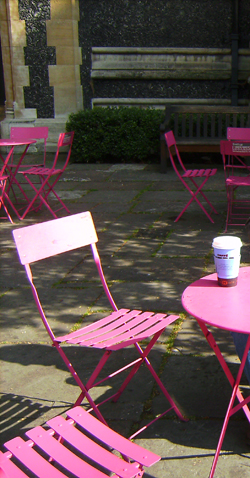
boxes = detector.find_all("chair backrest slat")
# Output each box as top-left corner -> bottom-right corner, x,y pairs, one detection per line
164,131 -> 187,175
227,127 -> 250,141
51,131 -> 74,171
13,211 -> 98,265
10,127 -> 49,165
10,127 -> 49,141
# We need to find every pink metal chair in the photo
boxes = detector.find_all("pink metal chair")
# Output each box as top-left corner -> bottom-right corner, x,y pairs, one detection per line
0,170 -> 15,223
165,131 -> 218,222
227,127 -> 250,141
220,139 -> 250,230
0,142 -> 22,223
0,405 -> 160,477
17,131 -> 74,219
12,211 -> 186,439
8,126 -> 49,205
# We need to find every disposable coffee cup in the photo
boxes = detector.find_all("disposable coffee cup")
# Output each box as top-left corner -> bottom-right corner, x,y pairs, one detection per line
212,236 -> 242,287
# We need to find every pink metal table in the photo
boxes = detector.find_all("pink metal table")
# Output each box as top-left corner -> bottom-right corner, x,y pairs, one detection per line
0,139 -> 36,219
182,266 -> 250,478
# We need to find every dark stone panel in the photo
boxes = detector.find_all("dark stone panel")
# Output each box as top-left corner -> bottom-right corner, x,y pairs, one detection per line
239,2 -> 250,48
18,0 -> 50,21
24,84 -> 54,119
238,83 -> 250,100
18,0 -> 55,118
25,19 -> 51,49
24,46 -> 56,67
79,0 -> 232,49
92,79 -> 231,102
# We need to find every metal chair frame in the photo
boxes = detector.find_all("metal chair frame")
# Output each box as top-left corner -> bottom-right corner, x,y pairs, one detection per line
165,131 -> 218,223
13,211 -> 187,440
220,139 -> 250,230
17,131 -> 74,219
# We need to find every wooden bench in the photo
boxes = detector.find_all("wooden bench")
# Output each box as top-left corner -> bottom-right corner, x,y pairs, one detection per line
160,105 -> 250,172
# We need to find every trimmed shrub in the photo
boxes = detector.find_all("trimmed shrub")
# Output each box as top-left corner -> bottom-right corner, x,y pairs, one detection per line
66,107 -> 165,163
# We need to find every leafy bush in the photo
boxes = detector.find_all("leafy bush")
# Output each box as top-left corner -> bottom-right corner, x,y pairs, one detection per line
66,107 -> 165,163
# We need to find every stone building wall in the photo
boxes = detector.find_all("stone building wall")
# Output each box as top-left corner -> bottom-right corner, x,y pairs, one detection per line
0,0 -> 82,146
80,0 -> 250,109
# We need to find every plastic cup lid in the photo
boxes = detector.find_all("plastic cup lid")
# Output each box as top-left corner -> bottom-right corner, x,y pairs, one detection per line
212,236 -> 242,249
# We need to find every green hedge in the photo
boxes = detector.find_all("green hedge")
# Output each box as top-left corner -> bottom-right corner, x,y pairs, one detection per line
66,107 -> 165,163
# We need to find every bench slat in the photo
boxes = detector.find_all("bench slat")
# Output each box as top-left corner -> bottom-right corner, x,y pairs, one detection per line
211,114 -> 216,139
196,114 -> 201,138
182,115 -> 186,138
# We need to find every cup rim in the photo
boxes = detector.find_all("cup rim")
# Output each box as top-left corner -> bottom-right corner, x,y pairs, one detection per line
212,236 -> 242,249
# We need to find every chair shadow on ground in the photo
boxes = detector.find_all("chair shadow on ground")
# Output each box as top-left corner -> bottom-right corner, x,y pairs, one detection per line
0,393 -> 51,441
1,342 -> 250,456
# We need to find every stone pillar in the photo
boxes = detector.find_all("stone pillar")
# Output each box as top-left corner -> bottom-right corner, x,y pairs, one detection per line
47,0 -> 83,118
0,0 -> 83,147
0,0 -> 33,119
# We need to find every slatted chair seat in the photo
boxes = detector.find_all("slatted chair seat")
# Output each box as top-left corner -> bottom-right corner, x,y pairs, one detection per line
0,406 -> 161,477
183,168 -> 217,179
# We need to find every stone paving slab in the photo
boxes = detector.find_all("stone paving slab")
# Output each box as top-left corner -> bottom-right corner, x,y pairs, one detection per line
137,420 -> 250,478
173,318 -> 240,358
152,354 -> 247,419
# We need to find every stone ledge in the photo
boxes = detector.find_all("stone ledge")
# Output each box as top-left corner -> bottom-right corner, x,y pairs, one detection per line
92,98 -> 249,109
91,47 -> 250,81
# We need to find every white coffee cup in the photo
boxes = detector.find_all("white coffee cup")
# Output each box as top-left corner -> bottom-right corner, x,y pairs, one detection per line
212,236 -> 242,287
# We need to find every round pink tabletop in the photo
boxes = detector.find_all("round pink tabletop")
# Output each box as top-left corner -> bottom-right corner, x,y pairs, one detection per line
182,266 -> 250,333
0,139 -> 36,146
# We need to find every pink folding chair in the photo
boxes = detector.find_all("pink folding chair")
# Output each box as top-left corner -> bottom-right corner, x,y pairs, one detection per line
220,139 -> 250,230
0,143 -> 21,223
165,131 -> 218,223
227,127 -> 250,141
12,211 -> 187,439
17,131 -> 74,219
0,405 -> 160,477
0,170 -> 15,223
8,126 -> 49,205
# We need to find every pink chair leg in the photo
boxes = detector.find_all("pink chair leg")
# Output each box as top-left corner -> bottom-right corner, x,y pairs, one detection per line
208,334 -> 250,478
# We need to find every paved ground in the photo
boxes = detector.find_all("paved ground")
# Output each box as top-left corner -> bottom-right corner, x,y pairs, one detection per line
1,158 -> 250,477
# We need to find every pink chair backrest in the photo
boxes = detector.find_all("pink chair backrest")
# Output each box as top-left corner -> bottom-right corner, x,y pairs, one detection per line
220,140 -> 234,155
51,131 -> 74,170
227,127 -> 250,141
10,126 -> 49,165
12,210 -> 117,319
164,131 -> 187,174
13,211 -> 97,265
